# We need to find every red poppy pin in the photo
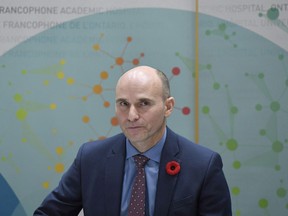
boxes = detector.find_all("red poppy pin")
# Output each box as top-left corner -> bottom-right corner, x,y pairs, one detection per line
166,161 -> 181,175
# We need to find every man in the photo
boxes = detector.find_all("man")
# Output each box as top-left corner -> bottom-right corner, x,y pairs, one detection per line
34,65 -> 232,215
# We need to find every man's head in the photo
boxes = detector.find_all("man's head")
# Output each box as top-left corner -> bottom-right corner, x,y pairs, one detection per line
115,66 -> 175,152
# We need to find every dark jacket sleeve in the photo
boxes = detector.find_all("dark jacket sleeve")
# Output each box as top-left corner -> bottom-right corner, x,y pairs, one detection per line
33,145 -> 84,216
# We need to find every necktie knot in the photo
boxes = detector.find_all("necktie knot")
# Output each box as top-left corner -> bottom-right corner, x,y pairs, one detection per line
133,154 -> 149,169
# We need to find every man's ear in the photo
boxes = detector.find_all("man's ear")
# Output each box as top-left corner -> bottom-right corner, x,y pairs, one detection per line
164,97 -> 175,117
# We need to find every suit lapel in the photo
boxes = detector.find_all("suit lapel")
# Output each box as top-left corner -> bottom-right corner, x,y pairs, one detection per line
104,136 -> 126,215
154,128 -> 180,215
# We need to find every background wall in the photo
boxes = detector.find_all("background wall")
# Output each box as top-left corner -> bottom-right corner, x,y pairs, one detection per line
0,1 -> 287,215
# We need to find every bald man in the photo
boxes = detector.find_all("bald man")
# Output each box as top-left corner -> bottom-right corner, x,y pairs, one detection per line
34,66 -> 232,216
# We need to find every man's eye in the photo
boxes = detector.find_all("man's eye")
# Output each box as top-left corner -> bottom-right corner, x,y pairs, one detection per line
139,101 -> 149,106
120,101 -> 128,106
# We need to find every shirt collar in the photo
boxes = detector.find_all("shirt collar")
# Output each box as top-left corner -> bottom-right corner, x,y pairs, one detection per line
125,128 -> 167,163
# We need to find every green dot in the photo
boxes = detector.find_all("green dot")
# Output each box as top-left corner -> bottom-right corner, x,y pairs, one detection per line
258,73 -> 264,79
286,79 -> 288,87
275,164 -> 281,171
258,198 -> 268,208
259,129 -> 266,136
230,106 -> 238,114
202,106 -> 210,114
226,138 -> 238,151
206,64 -> 212,70
205,30 -> 211,36
233,160 -> 241,169
272,140 -> 283,153
278,54 -> 284,60
270,101 -> 280,112
255,104 -> 262,111
267,7 -> 279,20
224,35 -> 229,40
218,23 -> 226,31
232,186 -> 240,196
1,156 -> 7,161
235,209 -> 241,216
277,187 -> 287,198
16,108 -> 28,121
21,70 -> 27,75
13,93 -> 23,103
213,82 -> 220,90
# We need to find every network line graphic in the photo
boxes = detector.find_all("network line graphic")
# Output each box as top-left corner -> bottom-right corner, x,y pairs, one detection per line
92,33 -> 145,72
259,6 -> 288,33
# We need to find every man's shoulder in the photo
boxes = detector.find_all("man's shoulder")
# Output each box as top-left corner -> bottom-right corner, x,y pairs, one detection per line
79,133 -> 126,154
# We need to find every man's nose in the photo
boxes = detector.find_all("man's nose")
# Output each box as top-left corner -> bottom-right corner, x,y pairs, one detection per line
128,106 -> 139,122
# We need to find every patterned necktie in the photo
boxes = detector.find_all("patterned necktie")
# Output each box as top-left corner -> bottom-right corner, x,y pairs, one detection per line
128,154 -> 150,216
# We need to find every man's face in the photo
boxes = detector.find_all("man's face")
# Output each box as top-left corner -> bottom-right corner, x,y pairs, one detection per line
115,67 -> 174,151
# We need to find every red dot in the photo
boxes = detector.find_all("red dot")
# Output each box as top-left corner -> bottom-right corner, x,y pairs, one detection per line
172,67 -> 180,76
182,107 -> 190,115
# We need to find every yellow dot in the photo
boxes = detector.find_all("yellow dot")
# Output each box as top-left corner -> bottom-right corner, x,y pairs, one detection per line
55,146 -> 64,156
43,80 -> 49,86
21,70 -> 27,75
47,166 -> 51,170
21,138 -> 27,143
67,77 -> 75,85
55,163 -> 65,173
16,108 -> 28,121
14,93 -> 23,103
50,103 -> 57,110
57,71 -> 65,79
59,59 -> 66,65
42,181 -> 50,189
82,96 -> 88,101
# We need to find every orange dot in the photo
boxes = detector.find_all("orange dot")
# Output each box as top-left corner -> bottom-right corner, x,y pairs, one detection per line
132,58 -> 139,65
115,57 -> 124,65
100,71 -> 109,80
127,36 -> 132,42
93,44 -> 100,51
98,136 -> 107,140
82,115 -> 90,123
93,84 -> 103,94
111,116 -> 118,126
103,101 -> 110,107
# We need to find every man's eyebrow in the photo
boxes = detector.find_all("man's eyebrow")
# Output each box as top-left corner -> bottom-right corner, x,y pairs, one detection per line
116,98 -> 127,103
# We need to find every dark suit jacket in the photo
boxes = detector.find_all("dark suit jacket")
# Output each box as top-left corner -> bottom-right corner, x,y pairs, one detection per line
34,127 -> 232,216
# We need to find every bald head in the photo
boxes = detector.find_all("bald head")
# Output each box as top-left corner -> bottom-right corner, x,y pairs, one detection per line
116,66 -> 171,100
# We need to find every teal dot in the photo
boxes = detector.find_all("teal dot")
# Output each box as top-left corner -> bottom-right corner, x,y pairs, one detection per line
213,82 -> 220,90
258,73 -> 264,79
226,138 -> 238,151
286,79 -> 288,87
272,140 -> 283,153
277,187 -> 287,198
224,35 -> 229,40
255,104 -> 262,111
270,101 -> 280,112
258,12 -> 263,17
230,106 -> 238,114
267,7 -> 279,20
202,106 -> 210,114
259,129 -> 266,136
258,198 -> 268,209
